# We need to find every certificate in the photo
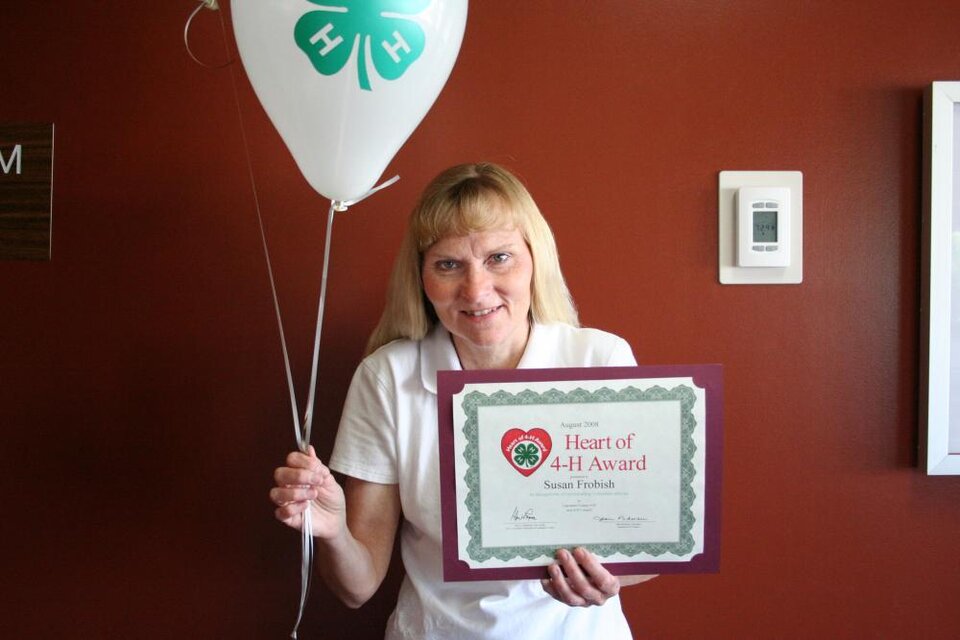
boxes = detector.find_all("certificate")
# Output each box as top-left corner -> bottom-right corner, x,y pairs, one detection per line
437,365 -> 722,581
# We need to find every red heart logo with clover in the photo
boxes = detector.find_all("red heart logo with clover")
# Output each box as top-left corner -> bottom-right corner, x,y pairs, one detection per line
501,428 -> 553,477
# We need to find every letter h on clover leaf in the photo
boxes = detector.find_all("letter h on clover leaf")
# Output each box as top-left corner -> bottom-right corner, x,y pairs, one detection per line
294,0 -> 428,91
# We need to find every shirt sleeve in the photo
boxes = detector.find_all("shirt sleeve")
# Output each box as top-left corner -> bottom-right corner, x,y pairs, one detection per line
607,334 -> 638,367
328,359 -> 399,484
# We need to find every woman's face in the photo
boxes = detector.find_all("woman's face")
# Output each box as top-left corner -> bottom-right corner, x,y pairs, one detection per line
421,227 -> 533,369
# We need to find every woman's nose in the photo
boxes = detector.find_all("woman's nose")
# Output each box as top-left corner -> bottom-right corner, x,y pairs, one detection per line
460,266 -> 491,300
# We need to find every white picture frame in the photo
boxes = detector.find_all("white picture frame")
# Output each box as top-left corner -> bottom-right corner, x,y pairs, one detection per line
921,81 -> 960,475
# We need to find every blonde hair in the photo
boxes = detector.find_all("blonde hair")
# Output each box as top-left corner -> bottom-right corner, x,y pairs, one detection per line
365,163 -> 579,356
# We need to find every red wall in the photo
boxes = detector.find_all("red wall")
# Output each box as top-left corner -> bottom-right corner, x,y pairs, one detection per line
1,1 -> 959,638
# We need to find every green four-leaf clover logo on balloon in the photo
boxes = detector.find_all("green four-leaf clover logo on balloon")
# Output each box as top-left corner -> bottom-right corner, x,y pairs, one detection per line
513,443 -> 541,468
294,0 -> 429,91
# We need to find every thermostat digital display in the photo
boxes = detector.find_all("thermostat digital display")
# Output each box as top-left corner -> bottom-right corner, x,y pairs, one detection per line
737,187 -> 791,268
753,209 -> 777,243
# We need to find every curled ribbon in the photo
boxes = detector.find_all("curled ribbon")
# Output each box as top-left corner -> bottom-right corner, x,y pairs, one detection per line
183,1 -> 233,69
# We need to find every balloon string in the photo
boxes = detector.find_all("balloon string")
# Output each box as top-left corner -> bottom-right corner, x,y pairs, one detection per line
298,202 -> 336,449
335,174 -> 401,210
290,508 -> 313,640
298,180 -> 400,445
217,10 -> 311,636
210,8 -> 398,638
285,177 -> 397,638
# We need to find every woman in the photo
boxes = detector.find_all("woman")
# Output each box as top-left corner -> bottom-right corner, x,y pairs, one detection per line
271,163 -> 655,639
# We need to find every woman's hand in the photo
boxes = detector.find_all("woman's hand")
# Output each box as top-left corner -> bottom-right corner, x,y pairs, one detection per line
270,446 -> 346,540
271,451 -> 401,609
541,547 -> 657,607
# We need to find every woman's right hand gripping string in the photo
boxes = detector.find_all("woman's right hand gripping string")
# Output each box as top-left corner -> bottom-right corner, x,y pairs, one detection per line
270,445 -> 345,540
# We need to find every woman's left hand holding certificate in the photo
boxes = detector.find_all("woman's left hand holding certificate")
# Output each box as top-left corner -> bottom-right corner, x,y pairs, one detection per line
541,547 -> 656,607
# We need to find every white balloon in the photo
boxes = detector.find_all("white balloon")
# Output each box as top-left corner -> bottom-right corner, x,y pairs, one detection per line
232,0 -> 468,202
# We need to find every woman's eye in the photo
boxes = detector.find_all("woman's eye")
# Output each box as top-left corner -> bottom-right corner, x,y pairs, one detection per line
436,260 -> 459,271
489,253 -> 510,264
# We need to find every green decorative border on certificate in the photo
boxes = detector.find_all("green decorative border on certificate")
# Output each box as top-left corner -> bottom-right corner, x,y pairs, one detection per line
461,385 -> 698,562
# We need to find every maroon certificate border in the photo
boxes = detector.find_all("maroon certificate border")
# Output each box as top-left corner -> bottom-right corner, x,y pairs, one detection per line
437,364 -> 723,582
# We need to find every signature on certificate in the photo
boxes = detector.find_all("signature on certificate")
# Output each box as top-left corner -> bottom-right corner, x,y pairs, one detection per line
510,507 -> 537,521
593,515 -> 653,523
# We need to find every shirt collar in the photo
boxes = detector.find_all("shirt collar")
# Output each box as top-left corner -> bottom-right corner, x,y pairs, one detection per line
420,322 -> 549,394
420,324 -> 462,394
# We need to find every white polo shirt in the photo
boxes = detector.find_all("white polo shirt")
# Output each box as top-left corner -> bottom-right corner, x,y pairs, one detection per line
330,323 -> 637,640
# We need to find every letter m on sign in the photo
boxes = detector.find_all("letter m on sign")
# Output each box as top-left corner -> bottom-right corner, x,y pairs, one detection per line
0,144 -> 21,175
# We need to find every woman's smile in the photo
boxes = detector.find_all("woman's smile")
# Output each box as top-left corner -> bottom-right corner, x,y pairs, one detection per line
463,306 -> 501,317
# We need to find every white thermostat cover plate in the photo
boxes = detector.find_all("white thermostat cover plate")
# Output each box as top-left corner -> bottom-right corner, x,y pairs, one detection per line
719,170 -> 803,285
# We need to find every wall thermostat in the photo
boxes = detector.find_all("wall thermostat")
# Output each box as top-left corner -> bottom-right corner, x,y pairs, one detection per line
737,186 -> 791,267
